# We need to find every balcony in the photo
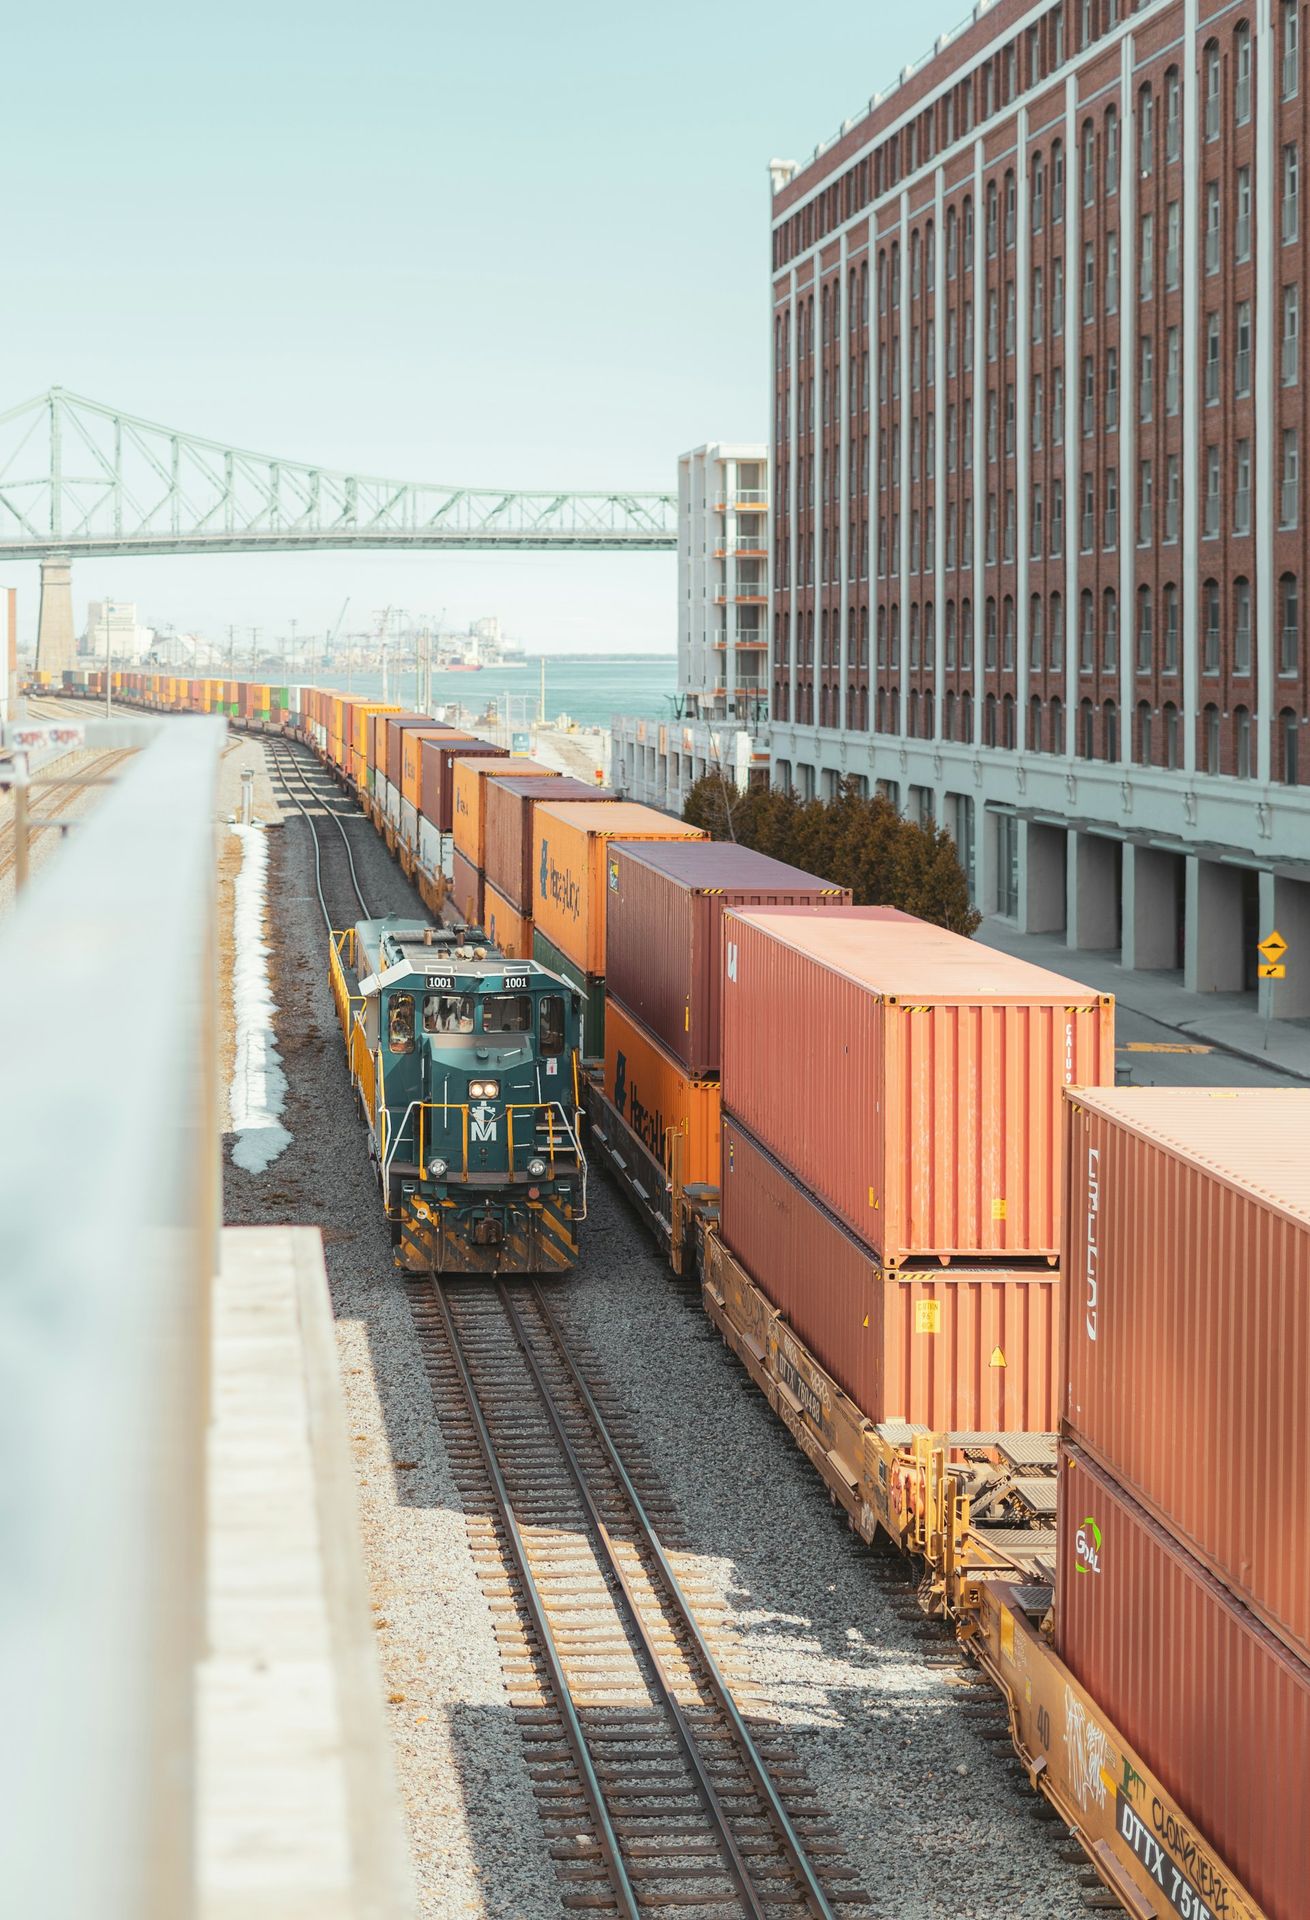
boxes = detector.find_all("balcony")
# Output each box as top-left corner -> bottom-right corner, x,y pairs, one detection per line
714,489 -> 769,511
714,585 -> 767,605
713,540 -> 768,559
714,632 -> 768,649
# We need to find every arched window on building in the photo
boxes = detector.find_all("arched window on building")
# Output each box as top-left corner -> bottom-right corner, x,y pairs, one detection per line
944,688 -> 957,739
984,691 -> 998,746
1030,595 -> 1044,671
1080,590 -> 1095,671
1049,695 -> 1064,754
1280,707 -> 1300,785
1003,596 -> 1016,670
1234,704 -> 1253,778
961,689 -> 974,741
1001,692 -> 1016,749
1203,702 -> 1221,773
985,596 -> 998,668
1103,699 -> 1119,761
1030,694 -> 1044,749
1137,700 -> 1153,765
1164,701 -> 1181,768
1137,587 -> 1154,672
1079,697 -> 1095,758
1102,588 -> 1119,671
908,687 -> 921,738
945,599 -> 957,668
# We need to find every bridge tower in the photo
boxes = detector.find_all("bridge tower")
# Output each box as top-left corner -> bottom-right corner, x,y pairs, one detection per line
36,555 -> 76,676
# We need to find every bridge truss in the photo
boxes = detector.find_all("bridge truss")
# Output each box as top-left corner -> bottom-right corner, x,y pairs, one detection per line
0,389 -> 678,559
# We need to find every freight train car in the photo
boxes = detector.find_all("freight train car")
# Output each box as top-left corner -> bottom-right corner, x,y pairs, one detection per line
329,914 -> 586,1273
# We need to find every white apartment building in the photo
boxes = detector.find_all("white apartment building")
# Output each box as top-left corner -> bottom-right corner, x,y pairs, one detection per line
612,443 -> 772,813
679,442 -> 770,723
84,600 -> 154,664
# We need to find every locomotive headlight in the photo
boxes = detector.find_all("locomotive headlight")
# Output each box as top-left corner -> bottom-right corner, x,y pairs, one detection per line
427,1157 -> 448,1178
469,1078 -> 500,1099
527,1156 -> 548,1177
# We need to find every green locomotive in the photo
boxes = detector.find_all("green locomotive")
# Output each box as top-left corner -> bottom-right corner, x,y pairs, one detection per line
330,916 -> 586,1273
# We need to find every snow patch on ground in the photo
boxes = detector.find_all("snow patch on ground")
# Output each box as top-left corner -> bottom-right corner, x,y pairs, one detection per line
229,824 -> 291,1172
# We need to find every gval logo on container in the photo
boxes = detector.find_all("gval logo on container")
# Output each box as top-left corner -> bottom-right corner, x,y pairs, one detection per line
1074,1515 -> 1103,1576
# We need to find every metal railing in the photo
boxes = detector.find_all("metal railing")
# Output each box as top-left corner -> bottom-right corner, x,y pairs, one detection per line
0,715 -> 224,1920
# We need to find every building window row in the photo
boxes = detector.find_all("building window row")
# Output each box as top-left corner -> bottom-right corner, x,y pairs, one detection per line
773,9 -> 1299,272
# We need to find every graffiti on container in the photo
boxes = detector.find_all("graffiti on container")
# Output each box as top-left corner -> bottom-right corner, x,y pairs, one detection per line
774,1327 -> 832,1438
1084,1144 -> 1102,1339
1063,1686 -> 1111,1814
1116,1791 -> 1232,1919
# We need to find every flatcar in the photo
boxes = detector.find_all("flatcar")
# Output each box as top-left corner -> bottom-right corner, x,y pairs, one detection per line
330,916 -> 586,1273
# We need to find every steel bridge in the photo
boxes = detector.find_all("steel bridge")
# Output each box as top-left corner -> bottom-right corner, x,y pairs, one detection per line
0,388 -> 678,559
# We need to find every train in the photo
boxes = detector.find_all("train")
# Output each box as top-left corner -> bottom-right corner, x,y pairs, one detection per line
329,915 -> 586,1273
47,665 -> 1305,1920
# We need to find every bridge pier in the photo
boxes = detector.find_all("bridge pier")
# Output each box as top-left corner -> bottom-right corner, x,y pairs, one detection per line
36,554 -> 76,676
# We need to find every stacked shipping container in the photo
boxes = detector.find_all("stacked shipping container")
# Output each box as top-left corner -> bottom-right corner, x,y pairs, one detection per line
1055,1087 -> 1310,1920
450,756 -> 559,936
602,843 -> 851,1191
483,776 -> 618,961
530,801 -> 708,1059
716,908 -> 1114,1429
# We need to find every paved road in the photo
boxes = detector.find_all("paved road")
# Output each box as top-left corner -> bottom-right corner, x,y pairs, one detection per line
1113,1002 -> 1300,1087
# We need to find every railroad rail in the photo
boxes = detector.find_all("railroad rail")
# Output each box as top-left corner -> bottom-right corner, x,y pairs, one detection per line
0,745 -> 136,887
263,739 -> 374,927
411,1277 -> 868,1918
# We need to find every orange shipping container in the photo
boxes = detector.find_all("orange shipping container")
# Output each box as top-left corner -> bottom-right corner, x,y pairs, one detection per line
601,1002 -> 721,1189
484,878 -> 533,960
721,1116 -> 1059,1429
349,703 -> 401,786
721,909 -> 1114,1266
533,801 -> 707,977
401,727 -> 451,808
452,757 -> 558,870
1062,1086 -> 1310,1667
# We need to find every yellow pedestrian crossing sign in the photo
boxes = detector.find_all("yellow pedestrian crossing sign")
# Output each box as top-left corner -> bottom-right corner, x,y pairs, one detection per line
1259,930 -> 1288,961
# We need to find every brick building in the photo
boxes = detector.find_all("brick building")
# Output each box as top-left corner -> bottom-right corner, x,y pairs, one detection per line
770,0 -> 1310,1012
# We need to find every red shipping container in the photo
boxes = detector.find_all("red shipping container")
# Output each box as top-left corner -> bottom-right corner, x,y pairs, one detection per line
721,1117 -> 1059,1429
722,909 -> 1114,1266
1062,1086 -> 1310,1665
484,776 -> 617,913
418,736 -> 505,832
387,715 -> 458,794
605,845 -> 852,1076
1056,1444 -> 1310,1920
450,849 -> 484,928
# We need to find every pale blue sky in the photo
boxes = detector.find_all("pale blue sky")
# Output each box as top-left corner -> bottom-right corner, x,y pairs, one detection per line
8,0 -> 965,656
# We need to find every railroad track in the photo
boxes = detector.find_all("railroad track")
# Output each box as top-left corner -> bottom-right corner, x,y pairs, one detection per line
262,740 -> 374,926
411,1277 -> 870,1918
0,746 -> 136,887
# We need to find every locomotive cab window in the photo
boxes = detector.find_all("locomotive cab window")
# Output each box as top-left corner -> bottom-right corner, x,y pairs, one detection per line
424,990 -> 474,1034
387,992 -> 415,1053
539,994 -> 566,1057
482,992 -> 532,1033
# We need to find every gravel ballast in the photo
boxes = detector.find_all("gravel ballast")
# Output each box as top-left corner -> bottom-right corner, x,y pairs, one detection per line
228,745 -> 1092,1920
